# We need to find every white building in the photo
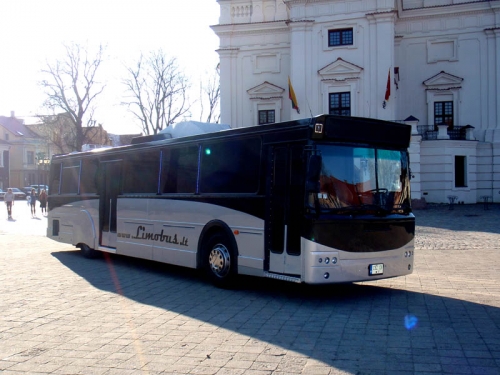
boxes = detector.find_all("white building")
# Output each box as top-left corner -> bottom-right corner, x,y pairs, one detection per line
212,0 -> 500,204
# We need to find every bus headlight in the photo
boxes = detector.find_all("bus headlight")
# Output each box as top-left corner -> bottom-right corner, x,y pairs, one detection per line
325,257 -> 330,264
324,272 -> 329,279
318,258 -> 323,264
332,257 -> 337,264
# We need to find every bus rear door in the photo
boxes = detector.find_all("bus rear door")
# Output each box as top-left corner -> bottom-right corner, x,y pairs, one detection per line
99,160 -> 122,248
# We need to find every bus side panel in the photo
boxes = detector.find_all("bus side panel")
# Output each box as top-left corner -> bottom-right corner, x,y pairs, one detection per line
115,198 -> 265,272
115,198 -> 153,260
47,197 -> 99,249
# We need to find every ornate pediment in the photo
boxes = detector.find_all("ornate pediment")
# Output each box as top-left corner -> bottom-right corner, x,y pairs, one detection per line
423,71 -> 463,90
318,58 -> 363,80
247,81 -> 285,99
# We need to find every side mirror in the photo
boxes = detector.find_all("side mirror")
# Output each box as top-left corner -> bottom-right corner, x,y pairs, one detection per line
306,154 -> 322,192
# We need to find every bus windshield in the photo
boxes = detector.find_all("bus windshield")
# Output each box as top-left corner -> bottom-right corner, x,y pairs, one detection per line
311,145 -> 410,214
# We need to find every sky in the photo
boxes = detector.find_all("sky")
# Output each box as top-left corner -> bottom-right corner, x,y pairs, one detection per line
0,0 -> 220,135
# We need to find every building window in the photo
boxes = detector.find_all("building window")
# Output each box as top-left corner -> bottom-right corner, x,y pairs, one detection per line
328,28 -> 353,47
5,133 -> 8,141
27,151 -> 35,165
329,92 -> 351,116
259,110 -> 275,125
434,101 -> 453,126
455,156 -> 467,188
28,173 -> 36,185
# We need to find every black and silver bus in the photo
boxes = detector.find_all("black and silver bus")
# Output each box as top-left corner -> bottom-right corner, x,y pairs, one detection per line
47,115 -> 415,286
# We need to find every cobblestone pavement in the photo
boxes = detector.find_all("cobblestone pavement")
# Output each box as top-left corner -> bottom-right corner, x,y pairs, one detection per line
0,204 -> 499,374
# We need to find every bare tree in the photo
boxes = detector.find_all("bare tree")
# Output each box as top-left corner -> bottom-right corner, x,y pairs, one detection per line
33,113 -> 110,154
198,64 -> 220,123
39,42 -> 105,152
122,50 -> 190,135
33,113 -> 74,154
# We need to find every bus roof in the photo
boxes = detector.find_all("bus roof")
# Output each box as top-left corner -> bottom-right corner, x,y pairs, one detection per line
51,115 -> 411,161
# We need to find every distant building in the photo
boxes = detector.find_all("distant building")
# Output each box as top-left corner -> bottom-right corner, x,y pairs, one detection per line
0,111 -> 141,190
0,112 -> 54,189
212,0 -> 500,204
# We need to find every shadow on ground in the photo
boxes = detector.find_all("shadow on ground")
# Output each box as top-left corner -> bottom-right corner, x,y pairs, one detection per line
52,250 -> 500,374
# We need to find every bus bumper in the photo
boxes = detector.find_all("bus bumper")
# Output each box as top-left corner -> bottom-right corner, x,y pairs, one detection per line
302,237 -> 414,284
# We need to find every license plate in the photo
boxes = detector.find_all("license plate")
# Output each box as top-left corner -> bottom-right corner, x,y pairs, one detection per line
369,263 -> 384,275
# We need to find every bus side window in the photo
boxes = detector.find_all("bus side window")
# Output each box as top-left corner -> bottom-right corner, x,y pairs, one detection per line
163,146 -> 198,194
123,151 -> 161,194
200,138 -> 261,193
80,159 -> 99,194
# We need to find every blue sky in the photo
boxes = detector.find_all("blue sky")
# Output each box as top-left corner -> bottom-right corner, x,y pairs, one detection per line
0,0 -> 220,134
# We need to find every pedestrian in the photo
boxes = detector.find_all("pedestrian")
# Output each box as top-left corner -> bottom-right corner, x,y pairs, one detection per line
39,189 -> 47,215
29,188 -> 37,217
4,188 -> 14,219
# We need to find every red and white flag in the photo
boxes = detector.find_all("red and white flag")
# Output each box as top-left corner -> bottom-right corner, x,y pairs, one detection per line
383,69 -> 390,108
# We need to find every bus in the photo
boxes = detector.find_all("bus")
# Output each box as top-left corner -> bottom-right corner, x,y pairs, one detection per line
46,114 -> 415,287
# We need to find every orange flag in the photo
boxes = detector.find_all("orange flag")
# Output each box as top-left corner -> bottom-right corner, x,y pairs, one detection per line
288,76 -> 300,114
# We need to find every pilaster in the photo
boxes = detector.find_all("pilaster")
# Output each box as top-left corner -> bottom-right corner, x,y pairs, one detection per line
366,11 -> 397,121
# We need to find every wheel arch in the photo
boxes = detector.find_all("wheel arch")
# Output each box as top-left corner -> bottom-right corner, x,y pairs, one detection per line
197,220 -> 238,269
73,209 -> 98,249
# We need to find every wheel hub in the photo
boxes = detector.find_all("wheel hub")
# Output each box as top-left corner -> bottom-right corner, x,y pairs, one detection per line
208,244 -> 231,278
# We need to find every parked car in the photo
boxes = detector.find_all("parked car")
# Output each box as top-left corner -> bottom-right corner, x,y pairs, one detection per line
31,184 -> 49,194
0,188 -> 27,200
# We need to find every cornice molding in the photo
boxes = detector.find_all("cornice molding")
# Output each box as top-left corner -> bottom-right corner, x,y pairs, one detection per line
398,2 -> 497,21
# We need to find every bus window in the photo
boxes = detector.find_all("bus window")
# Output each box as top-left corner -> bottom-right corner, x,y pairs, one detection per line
61,161 -> 80,194
123,151 -> 160,194
315,145 -> 407,211
80,158 -> 99,194
49,162 -> 62,195
200,138 -> 261,193
377,150 -> 402,192
163,146 -> 198,194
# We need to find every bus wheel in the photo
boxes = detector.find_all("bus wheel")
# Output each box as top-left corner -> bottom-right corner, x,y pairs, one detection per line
80,244 -> 98,259
203,233 -> 236,287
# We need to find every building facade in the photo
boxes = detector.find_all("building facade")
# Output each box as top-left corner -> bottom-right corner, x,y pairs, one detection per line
0,113 -> 53,190
212,0 -> 500,204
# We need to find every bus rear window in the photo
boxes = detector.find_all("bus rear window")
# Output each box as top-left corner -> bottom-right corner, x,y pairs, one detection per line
49,162 -> 62,195
61,162 -> 80,194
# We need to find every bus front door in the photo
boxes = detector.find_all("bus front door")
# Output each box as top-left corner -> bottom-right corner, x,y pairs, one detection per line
100,160 -> 122,248
266,145 -> 302,276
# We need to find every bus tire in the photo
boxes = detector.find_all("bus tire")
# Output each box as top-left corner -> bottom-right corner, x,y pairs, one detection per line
80,244 -> 98,259
203,232 -> 237,287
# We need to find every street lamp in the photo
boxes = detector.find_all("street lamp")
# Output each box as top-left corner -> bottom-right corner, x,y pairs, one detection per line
35,152 -> 50,194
